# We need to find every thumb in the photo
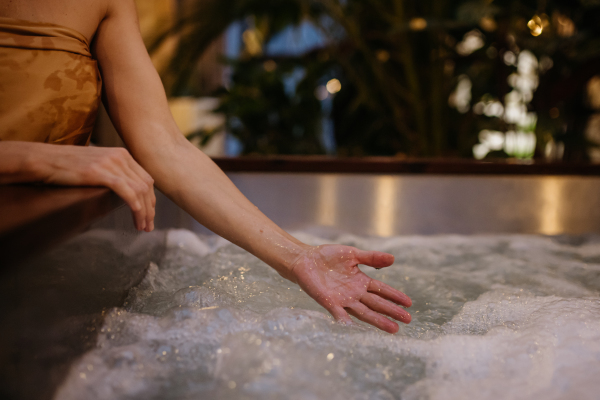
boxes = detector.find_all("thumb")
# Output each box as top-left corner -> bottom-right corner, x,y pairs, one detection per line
356,250 -> 394,269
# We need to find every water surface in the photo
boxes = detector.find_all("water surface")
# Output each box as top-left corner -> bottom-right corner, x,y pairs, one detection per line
56,230 -> 600,400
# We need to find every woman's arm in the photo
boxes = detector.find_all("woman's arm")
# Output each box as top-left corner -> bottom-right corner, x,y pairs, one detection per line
93,0 -> 412,332
0,141 -> 156,231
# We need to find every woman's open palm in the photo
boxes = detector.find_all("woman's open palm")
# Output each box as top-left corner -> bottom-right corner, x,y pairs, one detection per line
290,244 -> 412,333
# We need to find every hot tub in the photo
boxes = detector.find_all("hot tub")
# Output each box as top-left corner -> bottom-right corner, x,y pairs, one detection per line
2,159 -> 600,400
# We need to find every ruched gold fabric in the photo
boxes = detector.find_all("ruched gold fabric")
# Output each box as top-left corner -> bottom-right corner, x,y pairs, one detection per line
0,17 -> 102,145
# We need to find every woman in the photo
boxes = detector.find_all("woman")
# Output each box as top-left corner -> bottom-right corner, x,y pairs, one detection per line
0,0 -> 412,333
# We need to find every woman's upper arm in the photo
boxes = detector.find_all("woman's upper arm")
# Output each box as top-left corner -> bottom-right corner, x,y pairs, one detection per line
92,0 -> 181,156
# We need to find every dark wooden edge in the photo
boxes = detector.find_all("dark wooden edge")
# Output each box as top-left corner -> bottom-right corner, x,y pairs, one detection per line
0,186 -> 124,269
213,156 -> 600,175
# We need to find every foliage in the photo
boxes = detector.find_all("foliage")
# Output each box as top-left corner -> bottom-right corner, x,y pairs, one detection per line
153,0 -> 600,158
217,58 -> 325,154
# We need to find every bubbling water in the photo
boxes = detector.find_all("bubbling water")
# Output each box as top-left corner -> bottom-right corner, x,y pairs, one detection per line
56,230 -> 600,400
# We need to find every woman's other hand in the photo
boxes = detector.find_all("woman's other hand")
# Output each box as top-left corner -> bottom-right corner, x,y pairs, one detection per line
0,142 -> 155,231
290,245 -> 412,333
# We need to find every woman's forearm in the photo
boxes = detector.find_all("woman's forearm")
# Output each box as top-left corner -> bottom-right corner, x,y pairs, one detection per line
0,142 -> 41,184
135,135 -> 311,280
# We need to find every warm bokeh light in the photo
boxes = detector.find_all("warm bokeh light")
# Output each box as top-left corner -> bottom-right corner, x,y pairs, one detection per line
376,50 -> 390,62
479,16 -> 497,32
527,14 -> 548,37
263,59 -> 277,72
326,79 -> 342,94
588,76 -> 600,109
554,12 -> 575,37
409,17 -> 427,31
456,30 -> 485,56
527,16 -> 543,36
242,29 -> 263,55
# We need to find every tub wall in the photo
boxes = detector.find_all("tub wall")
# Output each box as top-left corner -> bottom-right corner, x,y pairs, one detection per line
3,171 -> 599,399
153,173 -> 600,236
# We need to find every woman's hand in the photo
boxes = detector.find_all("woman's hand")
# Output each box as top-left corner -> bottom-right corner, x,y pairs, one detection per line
289,244 -> 412,333
0,142 -> 155,231
38,144 -> 156,232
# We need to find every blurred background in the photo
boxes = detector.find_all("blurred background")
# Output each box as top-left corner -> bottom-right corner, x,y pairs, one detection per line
99,0 -> 600,161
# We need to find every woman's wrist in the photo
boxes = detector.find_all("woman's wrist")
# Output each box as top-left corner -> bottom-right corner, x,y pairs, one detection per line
0,141 -> 47,183
260,231 -> 313,283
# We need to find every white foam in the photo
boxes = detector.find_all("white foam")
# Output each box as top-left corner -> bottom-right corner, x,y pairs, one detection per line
55,231 -> 600,400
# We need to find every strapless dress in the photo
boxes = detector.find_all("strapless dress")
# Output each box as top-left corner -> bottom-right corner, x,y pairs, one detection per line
0,17 -> 102,145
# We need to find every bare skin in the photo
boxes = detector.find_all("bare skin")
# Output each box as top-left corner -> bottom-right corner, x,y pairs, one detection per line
0,0 -> 412,332
0,142 -> 156,231
291,246 -> 412,333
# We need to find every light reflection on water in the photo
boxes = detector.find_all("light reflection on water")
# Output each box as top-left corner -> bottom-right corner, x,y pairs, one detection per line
56,230 -> 600,400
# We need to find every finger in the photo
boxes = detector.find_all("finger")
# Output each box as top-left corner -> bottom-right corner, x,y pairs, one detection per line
361,293 -> 411,324
346,302 -> 399,334
355,250 -> 394,269
126,179 -> 148,231
124,157 -> 156,231
328,305 -> 353,325
110,155 -> 150,231
103,175 -> 146,231
368,280 -> 412,307
143,189 -> 155,232
136,175 -> 154,232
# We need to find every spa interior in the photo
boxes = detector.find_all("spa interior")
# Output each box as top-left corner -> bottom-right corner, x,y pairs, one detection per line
1,0 -> 600,399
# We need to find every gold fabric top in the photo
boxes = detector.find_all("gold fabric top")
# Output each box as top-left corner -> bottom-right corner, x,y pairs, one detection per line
0,17 -> 102,145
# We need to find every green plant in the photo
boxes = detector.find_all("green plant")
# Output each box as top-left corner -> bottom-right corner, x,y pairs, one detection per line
151,0 -> 600,158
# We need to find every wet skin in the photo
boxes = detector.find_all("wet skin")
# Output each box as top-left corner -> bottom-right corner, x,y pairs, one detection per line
291,245 -> 412,333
